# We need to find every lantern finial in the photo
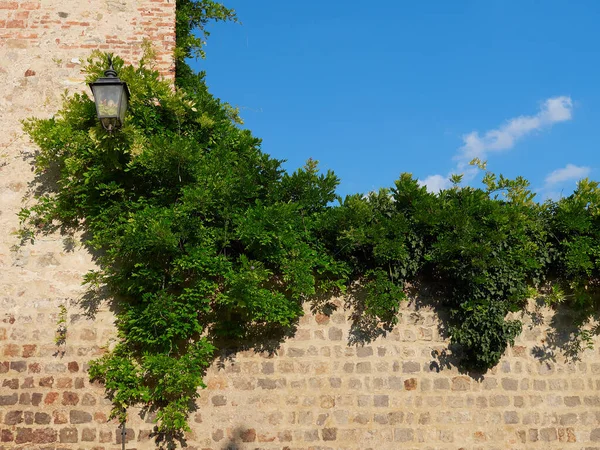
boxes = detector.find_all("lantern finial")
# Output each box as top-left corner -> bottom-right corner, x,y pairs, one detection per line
105,55 -> 117,78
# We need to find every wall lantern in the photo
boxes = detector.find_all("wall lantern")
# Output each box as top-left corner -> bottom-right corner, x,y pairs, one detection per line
89,56 -> 130,132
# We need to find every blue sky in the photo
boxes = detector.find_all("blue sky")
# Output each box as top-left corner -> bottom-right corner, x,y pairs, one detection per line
192,1 -> 600,199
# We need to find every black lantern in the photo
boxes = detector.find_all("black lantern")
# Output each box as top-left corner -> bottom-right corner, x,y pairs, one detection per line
89,56 -> 130,132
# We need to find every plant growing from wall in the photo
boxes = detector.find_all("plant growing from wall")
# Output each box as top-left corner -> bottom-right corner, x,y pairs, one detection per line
18,0 -> 600,437
55,304 -> 68,346
20,46 -> 348,434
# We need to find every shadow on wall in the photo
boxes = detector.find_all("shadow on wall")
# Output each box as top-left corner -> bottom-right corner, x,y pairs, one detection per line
530,296 -> 600,364
344,279 -> 600,379
219,426 -> 256,450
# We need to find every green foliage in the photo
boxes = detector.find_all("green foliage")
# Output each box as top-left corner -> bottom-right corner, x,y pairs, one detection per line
547,178 -> 600,314
55,304 -> 68,346
174,0 -> 237,85
326,171 -> 552,371
22,51 -> 347,433
175,0 -> 237,61
19,0 -> 600,437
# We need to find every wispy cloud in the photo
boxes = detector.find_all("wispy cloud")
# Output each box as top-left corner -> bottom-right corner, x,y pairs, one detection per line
420,174 -> 451,192
457,96 -> 573,163
419,96 -> 574,193
544,163 -> 590,187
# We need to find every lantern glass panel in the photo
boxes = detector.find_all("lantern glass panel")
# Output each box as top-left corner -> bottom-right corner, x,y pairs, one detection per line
118,87 -> 128,123
91,84 -> 123,119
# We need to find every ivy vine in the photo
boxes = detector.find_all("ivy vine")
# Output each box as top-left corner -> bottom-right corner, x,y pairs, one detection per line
19,0 -> 600,438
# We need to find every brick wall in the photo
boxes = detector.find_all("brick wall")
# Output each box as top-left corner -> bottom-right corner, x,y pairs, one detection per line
2,1 -> 600,449
0,0 -> 175,150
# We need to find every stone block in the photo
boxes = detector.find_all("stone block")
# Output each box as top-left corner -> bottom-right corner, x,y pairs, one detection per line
540,427 -> 557,442
322,428 -> 337,441
32,428 -> 56,444
0,393 -> 18,405
402,361 -> 420,373
69,410 -> 92,424
394,428 -> 414,442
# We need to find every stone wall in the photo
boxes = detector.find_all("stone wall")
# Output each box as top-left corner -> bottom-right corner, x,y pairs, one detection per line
0,0 -> 175,448
1,298 -> 600,449
2,1 -> 600,449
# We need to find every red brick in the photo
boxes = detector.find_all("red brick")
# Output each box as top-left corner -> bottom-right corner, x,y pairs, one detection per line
0,2 -> 18,9
68,361 -> 79,372
3,343 -> 20,356
240,429 -> 256,442
53,410 -> 67,424
6,20 -> 25,28
258,433 -> 277,442
20,1 -> 40,9
21,344 -> 36,357
1,429 -> 14,442
99,429 -> 112,442
32,428 -> 56,444
44,392 -> 59,405
62,391 -> 79,406
315,313 -> 330,325
28,363 -> 41,373
15,428 -> 33,444
39,376 -> 53,387
57,377 -> 72,389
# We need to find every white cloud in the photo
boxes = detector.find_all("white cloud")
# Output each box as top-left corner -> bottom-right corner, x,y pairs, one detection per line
456,96 -> 573,162
420,96 -> 574,191
544,163 -> 590,186
418,174 -> 451,193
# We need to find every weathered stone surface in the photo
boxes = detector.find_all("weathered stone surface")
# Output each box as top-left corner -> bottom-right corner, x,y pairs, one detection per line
34,412 -> 51,424
4,410 -> 23,425
0,393 -> 18,405
32,428 -> 56,444
69,410 -> 92,424
322,428 -> 337,441
59,427 -> 78,443
394,428 -> 414,442
15,428 -> 33,444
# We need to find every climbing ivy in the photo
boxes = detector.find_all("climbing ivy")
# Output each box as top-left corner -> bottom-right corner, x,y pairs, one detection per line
19,0 -> 600,437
